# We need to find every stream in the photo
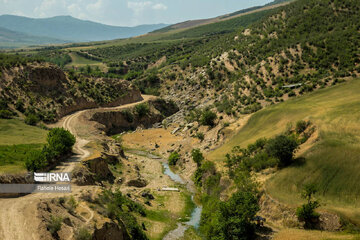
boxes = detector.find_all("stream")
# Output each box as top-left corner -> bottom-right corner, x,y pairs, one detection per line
127,150 -> 202,239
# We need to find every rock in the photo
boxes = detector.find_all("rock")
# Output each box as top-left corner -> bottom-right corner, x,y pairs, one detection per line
141,190 -> 155,200
92,221 -> 130,240
115,177 -> 123,184
172,127 -> 180,134
63,217 -> 73,227
84,157 -> 115,183
127,178 -> 148,188
72,165 -> 96,186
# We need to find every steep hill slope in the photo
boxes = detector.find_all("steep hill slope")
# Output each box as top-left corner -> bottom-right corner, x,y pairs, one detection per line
0,15 -> 167,43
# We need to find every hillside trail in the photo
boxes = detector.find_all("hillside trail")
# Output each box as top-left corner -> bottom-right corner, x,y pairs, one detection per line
0,95 -> 155,240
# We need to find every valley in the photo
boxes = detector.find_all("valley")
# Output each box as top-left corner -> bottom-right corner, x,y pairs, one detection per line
0,0 -> 360,239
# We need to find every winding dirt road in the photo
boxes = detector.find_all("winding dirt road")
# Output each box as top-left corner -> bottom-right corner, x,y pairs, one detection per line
0,95 -> 154,240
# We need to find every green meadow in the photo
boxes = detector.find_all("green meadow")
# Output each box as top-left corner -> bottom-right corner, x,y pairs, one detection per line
0,119 -> 47,173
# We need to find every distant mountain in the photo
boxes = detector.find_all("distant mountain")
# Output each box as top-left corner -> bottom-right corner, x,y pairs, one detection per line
0,15 -> 168,43
0,26 -> 67,48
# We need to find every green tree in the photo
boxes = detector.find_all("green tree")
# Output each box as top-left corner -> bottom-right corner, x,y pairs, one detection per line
168,151 -> 180,166
135,103 -> 150,118
25,114 -> 39,126
191,148 -> 204,167
47,128 -> 76,155
200,110 -> 217,127
25,150 -> 48,171
265,134 -> 298,167
296,183 -> 320,229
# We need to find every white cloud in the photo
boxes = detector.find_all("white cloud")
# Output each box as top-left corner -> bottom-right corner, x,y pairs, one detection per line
152,3 -> 167,10
127,1 -> 167,15
87,0 -> 104,12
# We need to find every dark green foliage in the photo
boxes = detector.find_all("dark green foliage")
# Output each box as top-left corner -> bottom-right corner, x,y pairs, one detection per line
24,149 -> 48,172
47,215 -> 63,237
191,148 -> 204,167
295,120 -> 309,134
98,189 -> 148,240
15,100 -> 25,112
74,227 -> 91,240
25,114 -> 40,126
122,109 -> 134,123
0,53 -> 43,69
195,132 -> 205,142
200,173 -> 259,240
47,128 -> 76,156
0,110 -> 13,119
265,135 -> 299,167
168,151 -> 180,166
296,184 -> 320,229
135,103 -> 150,118
200,110 -> 217,127
25,128 -> 75,171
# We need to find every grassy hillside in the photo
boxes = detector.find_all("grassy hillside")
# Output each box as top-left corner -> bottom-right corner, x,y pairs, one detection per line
208,78 -> 360,222
0,119 -> 47,173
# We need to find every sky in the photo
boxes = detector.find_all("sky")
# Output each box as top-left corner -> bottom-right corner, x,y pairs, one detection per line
0,0 -> 274,27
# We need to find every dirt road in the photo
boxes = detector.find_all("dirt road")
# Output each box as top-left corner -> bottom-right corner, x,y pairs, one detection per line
0,95 -> 154,240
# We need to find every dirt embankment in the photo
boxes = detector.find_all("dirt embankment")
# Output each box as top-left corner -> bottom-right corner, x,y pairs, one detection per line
0,62 -> 143,121
90,99 -> 179,135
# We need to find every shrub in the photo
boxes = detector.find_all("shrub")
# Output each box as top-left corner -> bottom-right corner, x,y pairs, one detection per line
135,103 -> 150,118
296,184 -> 320,229
295,120 -> 308,134
15,100 -> 25,112
200,110 -> 217,126
196,132 -> 205,142
25,150 -> 48,171
25,114 -> 39,126
191,148 -> 204,167
265,135 -> 299,167
47,128 -> 76,155
75,227 -> 92,240
67,196 -> 78,214
168,151 -> 180,166
47,215 -> 62,236
0,110 -> 13,119
122,109 -> 134,123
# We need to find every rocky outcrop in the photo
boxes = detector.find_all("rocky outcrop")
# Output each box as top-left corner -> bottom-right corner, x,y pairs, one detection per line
126,178 -> 148,188
72,165 -> 96,186
92,221 -> 130,240
84,157 -> 115,183
90,99 -> 179,135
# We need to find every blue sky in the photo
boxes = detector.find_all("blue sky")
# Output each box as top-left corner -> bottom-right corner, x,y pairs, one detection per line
0,0 -> 274,26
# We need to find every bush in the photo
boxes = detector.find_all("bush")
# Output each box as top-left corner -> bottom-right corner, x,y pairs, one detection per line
25,114 -> 39,126
191,148 -> 204,167
195,132 -> 205,142
47,215 -> 62,236
295,120 -> 308,134
122,109 -> 134,123
25,150 -> 48,172
168,151 -> 180,166
296,184 -> 320,229
200,110 -> 217,126
0,110 -> 13,119
75,227 -> 92,240
135,103 -> 150,118
15,100 -> 25,112
47,128 -> 76,155
265,135 -> 299,167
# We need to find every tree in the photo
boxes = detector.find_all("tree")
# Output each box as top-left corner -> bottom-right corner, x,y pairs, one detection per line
191,148 -> 204,167
135,103 -> 150,118
25,150 -> 48,171
200,110 -> 217,127
168,151 -> 180,166
25,114 -> 39,126
296,183 -> 320,229
47,128 -> 76,155
265,134 -> 298,167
